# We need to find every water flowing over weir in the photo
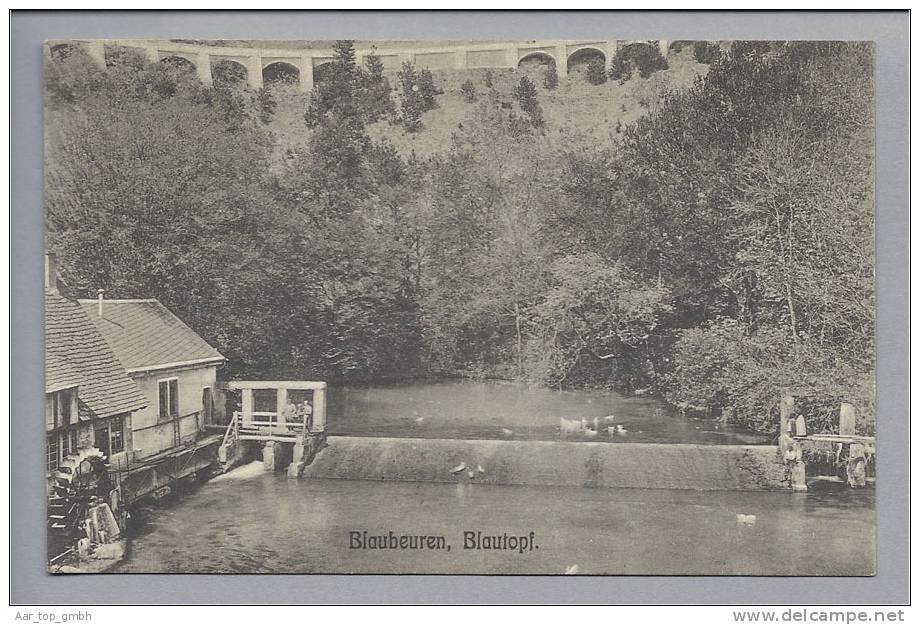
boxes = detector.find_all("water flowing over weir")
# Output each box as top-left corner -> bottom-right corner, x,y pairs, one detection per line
303,436 -> 789,491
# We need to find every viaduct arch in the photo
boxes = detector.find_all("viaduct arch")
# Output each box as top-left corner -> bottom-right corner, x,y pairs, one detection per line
52,39 -> 673,91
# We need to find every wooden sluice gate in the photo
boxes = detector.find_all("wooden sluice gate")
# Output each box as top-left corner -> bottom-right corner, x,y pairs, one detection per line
778,394 -> 875,492
217,380 -> 328,477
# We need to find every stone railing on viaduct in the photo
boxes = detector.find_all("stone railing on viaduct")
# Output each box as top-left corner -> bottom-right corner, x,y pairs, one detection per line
53,39 -> 673,92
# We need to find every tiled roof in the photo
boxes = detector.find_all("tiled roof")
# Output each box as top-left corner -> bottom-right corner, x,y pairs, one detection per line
45,350 -> 82,392
78,299 -> 225,372
45,291 -> 148,418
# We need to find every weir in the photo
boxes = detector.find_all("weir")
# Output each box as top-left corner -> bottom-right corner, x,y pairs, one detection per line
303,436 -> 789,491
212,384 -> 870,493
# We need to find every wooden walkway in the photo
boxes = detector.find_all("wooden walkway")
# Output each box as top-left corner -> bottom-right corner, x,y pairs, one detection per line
779,395 -> 875,490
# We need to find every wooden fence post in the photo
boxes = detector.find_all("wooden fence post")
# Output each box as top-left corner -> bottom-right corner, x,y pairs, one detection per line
779,394 -> 795,434
779,394 -> 807,492
840,402 -> 865,487
839,402 -> 856,436
312,386 -> 326,433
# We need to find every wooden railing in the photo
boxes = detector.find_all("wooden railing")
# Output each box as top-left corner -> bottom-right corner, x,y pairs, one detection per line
224,380 -> 327,433
778,395 -> 875,491
221,411 -> 241,449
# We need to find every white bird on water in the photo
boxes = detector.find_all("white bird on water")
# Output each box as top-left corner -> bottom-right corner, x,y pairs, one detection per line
560,417 -> 581,435
501,428 -> 514,437
414,417 -> 425,423
615,424 -> 628,435
736,514 -> 757,526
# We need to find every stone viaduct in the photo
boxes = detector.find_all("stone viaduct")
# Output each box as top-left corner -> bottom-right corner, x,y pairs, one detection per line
53,39 -> 673,91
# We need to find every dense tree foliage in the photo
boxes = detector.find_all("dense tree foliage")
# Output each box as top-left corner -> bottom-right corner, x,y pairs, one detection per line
585,58 -> 608,85
610,42 -> 668,82
692,41 -> 722,65
45,41 -> 875,433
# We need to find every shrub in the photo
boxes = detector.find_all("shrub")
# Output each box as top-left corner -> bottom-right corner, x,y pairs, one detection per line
460,79 -> 476,103
609,42 -> 669,82
256,88 -> 276,124
103,45 -> 147,69
513,76 -> 544,128
396,61 -> 424,132
657,320 -> 875,434
417,68 -> 440,110
543,65 -> 559,89
585,58 -> 608,85
483,70 -> 494,89
211,59 -> 248,86
44,47 -> 104,104
693,41 -> 722,65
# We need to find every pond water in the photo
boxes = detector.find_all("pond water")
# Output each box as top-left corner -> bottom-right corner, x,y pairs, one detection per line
115,380 -> 873,575
117,467 -> 875,575
327,380 -> 769,445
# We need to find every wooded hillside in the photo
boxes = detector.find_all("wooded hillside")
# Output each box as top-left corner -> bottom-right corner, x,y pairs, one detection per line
44,41 -> 875,433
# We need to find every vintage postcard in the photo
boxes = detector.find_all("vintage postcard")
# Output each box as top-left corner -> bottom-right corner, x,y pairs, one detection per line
43,38 -> 875,575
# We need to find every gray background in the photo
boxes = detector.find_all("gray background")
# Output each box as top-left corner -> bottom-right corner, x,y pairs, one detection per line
11,11 -> 909,605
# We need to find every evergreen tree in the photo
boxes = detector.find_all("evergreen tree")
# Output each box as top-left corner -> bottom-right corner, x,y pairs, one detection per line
417,68 -> 439,110
513,76 -> 544,128
360,48 -> 395,122
396,61 -> 424,132
305,39 -> 361,127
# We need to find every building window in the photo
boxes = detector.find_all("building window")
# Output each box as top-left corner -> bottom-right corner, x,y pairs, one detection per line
158,378 -> 179,420
94,416 -> 125,458
49,389 -> 73,429
47,434 -> 60,473
61,428 -> 78,457
110,417 -> 125,454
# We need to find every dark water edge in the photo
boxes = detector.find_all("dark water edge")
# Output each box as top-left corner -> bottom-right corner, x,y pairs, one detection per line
115,470 -> 874,576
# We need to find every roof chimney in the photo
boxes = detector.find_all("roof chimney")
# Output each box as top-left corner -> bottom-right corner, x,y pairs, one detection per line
44,253 -> 59,294
97,289 -> 105,318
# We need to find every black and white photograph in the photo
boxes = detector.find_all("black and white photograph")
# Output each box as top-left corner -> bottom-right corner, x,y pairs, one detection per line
41,35 -> 877,577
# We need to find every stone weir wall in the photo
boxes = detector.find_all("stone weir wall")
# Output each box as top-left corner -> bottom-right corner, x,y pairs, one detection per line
303,436 -> 789,491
